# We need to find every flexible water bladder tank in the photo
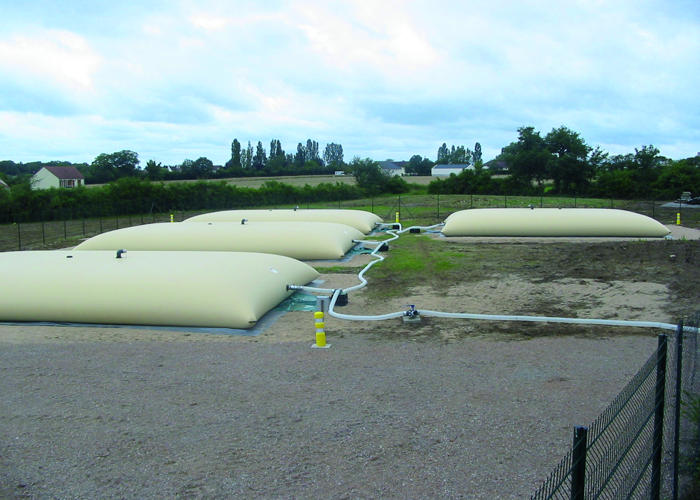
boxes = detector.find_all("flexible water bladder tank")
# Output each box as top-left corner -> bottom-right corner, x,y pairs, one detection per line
442,208 -> 670,237
185,209 -> 383,234
0,251 -> 319,329
74,221 -> 364,260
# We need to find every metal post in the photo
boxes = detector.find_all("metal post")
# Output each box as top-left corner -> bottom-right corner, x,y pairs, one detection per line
571,426 -> 588,500
673,321 -> 683,500
437,192 -> 440,220
63,219 -> 67,240
504,194 -> 507,208
99,217 -> 103,233
651,334 -> 668,500
470,193 -> 473,208
17,222 -> 21,250
82,219 -> 86,236
42,221 -> 46,245
116,215 -> 119,229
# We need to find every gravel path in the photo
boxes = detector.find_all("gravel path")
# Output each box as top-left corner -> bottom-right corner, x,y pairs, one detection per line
0,326 -> 658,499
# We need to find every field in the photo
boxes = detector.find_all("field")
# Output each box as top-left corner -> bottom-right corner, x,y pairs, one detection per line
87,174 -> 437,189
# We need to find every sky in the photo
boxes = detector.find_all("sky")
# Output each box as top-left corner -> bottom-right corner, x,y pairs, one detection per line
0,0 -> 698,166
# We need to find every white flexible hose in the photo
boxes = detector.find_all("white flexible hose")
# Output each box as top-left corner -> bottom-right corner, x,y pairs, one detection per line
294,221 -> 681,332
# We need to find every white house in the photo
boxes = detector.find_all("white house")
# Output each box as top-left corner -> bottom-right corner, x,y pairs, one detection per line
431,164 -> 474,177
31,166 -> 85,190
378,161 -> 406,177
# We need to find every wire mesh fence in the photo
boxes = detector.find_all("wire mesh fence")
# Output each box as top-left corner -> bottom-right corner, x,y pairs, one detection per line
2,194 -> 693,252
531,313 -> 700,500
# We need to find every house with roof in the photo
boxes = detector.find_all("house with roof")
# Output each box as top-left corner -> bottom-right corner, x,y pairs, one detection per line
31,166 -> 85,190
431,164 -> 474,176
378,161 -> 407,177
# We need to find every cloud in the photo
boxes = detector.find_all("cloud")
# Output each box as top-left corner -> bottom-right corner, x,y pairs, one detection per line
0,0 -> 697,164
0,30 -> 100,91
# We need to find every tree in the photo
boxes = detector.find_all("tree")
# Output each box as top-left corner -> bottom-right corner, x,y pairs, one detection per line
449,145 -> 472,164
294,143 -> 306,168
89,150 -> 140,183
191,157 -> 214,178
269,139 -> 284,160
323,143 -> 344,168
144,159 -> 165,180
500,127 -> 551,190
229,139 -> 241,168
436,143 -> 449,164
253,141 -> 266,170
350,157 -> 388,196
406,155 -> 434,176
241,141 -> 253,169
544,126 -> 592,194
306,139 -> 321,164
473,142 -> 482,166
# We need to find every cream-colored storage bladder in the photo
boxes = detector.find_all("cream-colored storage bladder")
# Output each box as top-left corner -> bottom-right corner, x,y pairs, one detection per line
75,221 -> 364,260
185,209 -> 383,234
0,251 -> 319,329
442,208 -> 670,237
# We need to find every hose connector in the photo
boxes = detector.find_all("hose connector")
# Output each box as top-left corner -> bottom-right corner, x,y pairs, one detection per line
116,249 -> 127,259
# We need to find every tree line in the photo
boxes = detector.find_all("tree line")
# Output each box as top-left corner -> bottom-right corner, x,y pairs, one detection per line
429,126 -> 700,200
1,125 -> 698,206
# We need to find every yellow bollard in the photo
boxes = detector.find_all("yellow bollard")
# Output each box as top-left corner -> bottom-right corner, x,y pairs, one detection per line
395,211 -> 400,224
170,213 -> 174,223
312,310 -> 330,349
677,213 -> 681,225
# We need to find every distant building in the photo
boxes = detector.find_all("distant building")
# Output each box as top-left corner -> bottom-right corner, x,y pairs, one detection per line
431,164 -> 474,176
378,161 -> 407,177
31,166 -> 85,190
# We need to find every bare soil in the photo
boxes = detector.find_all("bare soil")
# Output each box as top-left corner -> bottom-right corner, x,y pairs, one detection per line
1,233 -> 698,499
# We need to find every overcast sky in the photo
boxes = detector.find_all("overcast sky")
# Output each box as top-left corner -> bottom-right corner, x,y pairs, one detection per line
1,0 -> 698,166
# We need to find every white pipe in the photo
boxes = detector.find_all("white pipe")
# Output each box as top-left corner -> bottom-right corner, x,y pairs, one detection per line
294,221 -> 683,332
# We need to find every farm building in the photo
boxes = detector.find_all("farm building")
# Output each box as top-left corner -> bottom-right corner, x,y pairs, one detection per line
431,164 -> 474,176
31,166 -> 85,190
378,161 -> 407,177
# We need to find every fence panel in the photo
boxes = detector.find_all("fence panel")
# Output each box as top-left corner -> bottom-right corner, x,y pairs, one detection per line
532,313 -> 700,500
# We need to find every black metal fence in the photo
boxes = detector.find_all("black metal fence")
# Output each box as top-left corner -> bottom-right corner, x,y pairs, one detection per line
531,313 -> 699,499
2,195 -> 695,252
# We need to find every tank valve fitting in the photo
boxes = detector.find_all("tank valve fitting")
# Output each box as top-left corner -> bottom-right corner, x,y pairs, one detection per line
402,304 -> 421,323
116,249 -> 127,259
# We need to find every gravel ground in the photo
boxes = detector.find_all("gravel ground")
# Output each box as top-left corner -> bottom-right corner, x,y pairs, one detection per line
2,230 -> 697,499
0,325 -> 658,499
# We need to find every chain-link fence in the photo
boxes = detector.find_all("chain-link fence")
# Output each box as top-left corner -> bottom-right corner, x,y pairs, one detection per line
531,313 -> 700,499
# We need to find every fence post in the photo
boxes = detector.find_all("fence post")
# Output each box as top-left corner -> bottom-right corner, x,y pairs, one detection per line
42,221 -> 46,246
651,333 -> 668,500
673,320 -> 684,500
571,425 -> 588,500
63,219 -> 67,240
437,192 -> 440,220
17,222 -> 21,250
